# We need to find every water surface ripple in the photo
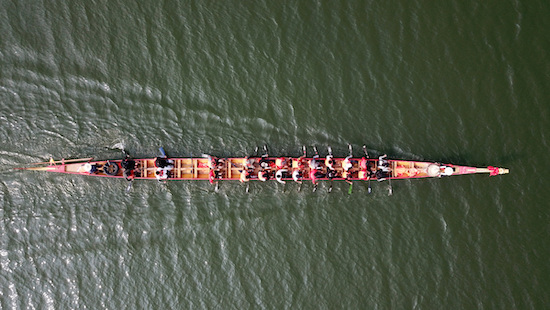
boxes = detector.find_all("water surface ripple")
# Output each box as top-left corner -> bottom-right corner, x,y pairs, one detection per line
1,0 -> 549,309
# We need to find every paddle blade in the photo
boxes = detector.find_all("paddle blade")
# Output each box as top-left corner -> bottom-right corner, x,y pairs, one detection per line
348,183 -> 353,194
159,147 -> 167,157
126,180 -> 133,193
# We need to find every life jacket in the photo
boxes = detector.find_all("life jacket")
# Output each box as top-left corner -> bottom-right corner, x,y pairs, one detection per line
343,158 -> 352,171
360,157 -> 367,170
275,158 -> 286,170
156,169 -> 167,180
209,169 -> 215,184
359,170 -> 368,180
309,169 -> 318,184
309,159 -> 319,170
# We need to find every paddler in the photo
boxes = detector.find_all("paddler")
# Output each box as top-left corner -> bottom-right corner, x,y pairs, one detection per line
309,168 -> 325,185
326,168 -> 337,179
358,157 -> 370,181
204,155 -> 218,169
243,156 -> 255,170
121,155 -> 136,181
275,169 -> 288,184
360,157 -> 368,170
155,169 -> 168,181
325,154 -> 335,170
275,157 -> 289,170
83,162 -> 99,174
240,169 -> 250,183
292,168 -> 303,184
203,154 -> 224,185
154,156 -> 174,181
343,155 -> 353,172
378,154 -> 389,168
208,169 -> 216,184
258,169 -> 269,182
309,168 -> 319,185
342,169 -> 353,184
358,169 -> 369,181
259,157 -> 272,169
78,162 -> 98,174
309,158 -> 320,170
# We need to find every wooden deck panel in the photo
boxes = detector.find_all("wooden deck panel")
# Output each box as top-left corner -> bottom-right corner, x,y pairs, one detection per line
227,159 -> 231,178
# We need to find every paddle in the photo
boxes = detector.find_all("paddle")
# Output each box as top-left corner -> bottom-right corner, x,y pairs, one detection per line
159,147 -> 167,158
126,179 -> 134,193
227,159 -> 242,172
383,154 -> 393,196
347,144 -> 353,194
363,145 -> 372,194
388,173 -> 393,196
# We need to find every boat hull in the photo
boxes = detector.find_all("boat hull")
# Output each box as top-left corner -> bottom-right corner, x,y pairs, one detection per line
21,156 -> 509,182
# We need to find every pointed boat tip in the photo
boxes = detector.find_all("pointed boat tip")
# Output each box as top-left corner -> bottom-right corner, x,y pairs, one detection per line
486,166 -> 510,176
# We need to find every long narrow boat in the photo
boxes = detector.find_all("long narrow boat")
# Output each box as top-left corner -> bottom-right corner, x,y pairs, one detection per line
16,148 -> 509,184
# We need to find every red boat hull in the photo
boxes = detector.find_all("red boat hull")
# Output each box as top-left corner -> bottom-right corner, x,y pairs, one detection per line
19,156 -> 509,183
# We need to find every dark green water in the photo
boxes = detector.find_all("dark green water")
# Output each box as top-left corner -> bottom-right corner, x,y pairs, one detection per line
1,1 -> 549,308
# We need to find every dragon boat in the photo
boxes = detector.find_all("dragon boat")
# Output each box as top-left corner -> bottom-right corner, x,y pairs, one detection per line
16,146 -> 509,186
